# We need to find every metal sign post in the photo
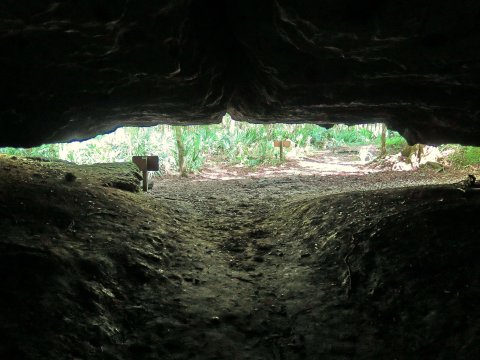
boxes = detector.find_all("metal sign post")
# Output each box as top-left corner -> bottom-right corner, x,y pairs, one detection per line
132,156 -> 160,192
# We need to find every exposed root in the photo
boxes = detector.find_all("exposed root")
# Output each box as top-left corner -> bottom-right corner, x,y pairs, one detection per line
343,235 -> 358,299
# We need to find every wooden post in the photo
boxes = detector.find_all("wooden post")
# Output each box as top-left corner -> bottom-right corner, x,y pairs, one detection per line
142,168 -> 148,192
279,141 -> 284,160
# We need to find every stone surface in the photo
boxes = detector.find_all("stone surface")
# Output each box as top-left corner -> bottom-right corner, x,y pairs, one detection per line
1,1 -> 480,146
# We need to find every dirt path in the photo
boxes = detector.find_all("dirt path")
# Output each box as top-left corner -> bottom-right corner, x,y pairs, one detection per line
147,168 -> 478,359
175,148 -> 375,181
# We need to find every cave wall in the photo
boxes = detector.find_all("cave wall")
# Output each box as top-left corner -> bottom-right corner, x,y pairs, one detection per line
1,0 -> 479,147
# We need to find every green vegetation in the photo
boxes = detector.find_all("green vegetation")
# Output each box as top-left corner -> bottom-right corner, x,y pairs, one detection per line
2,116 -> 477,173
443,145 -> 480,167
0,143 -> 60,158
384,133 -> 408,150
1,115 -> 341,172
326,126 -> 374,146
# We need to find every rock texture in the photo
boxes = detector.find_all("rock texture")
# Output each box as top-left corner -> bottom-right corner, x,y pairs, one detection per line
1,1 -> 480,146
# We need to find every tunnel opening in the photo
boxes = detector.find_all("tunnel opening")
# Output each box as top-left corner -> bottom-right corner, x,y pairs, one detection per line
2,114 -> 479,182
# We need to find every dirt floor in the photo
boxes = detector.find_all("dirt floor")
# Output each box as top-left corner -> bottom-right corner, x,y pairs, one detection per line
0,153 -> 479,360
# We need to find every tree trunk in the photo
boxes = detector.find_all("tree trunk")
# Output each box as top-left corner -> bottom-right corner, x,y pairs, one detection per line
380,123 -> 387,156
174,126 -> 187,177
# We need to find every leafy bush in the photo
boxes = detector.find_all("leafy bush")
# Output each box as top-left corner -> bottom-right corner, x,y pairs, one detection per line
325,125 -> 374,147
384,132 -> 408,150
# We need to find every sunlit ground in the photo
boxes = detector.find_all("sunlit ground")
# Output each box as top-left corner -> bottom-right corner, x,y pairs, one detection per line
191,149 -> 379,181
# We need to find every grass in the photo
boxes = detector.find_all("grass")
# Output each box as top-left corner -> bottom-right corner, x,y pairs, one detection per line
443,145 -> 480,167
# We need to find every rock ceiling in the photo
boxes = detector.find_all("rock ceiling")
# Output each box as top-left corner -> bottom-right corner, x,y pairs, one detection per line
1,0 -> 479,147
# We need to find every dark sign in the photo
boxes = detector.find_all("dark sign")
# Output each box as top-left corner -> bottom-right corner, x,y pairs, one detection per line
132,156 -> 160,192
132,156 -> 160,171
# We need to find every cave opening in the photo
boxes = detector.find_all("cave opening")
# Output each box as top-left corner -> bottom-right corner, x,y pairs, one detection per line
2,114 -> 478,182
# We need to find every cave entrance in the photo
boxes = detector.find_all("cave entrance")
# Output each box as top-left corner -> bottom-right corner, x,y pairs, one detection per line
1,114 -> 478,187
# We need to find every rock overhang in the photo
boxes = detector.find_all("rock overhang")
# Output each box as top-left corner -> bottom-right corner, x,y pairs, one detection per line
1,0 -> 479,147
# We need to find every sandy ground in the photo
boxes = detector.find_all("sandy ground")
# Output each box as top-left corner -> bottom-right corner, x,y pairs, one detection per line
187,149 -> 376,180
0,153 -> 479,359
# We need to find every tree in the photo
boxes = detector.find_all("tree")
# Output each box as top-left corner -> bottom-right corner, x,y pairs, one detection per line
174,126 -> 187,177
380,123 -> 387,157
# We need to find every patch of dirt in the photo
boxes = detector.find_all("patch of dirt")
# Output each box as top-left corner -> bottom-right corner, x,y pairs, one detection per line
166,146 -> 465,181
176,148 -> 375,181
0,154 -> 479,359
